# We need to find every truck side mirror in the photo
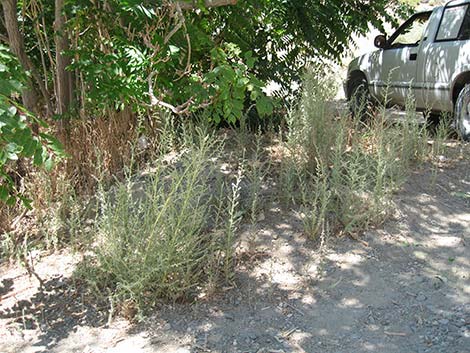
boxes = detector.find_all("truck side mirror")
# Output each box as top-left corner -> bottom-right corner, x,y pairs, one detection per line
374,35 -> 387,49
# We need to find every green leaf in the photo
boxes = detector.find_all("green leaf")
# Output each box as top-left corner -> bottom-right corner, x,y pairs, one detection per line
0,185 -> 8,201
21,134 -> 37,157
0,80 -> 17,96
256,95 -> 274,117
244,51 -> 256,69
18,195 -> 32,209
44,157 -> 54,171
33,148 -> 44,166
451,191 -> 470,199
6,196 -> 16,206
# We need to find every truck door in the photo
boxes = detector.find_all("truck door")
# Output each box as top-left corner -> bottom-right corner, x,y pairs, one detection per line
379,12 -> 431,106
419,3 -> 470,112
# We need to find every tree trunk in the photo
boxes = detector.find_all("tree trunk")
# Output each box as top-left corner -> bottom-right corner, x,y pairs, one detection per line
2,0 -> 52,116
2,0 -> 38,113
54,0 -> 73,122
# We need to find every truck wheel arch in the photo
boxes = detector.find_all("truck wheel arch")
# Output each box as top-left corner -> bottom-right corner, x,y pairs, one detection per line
347,71 -> 368,99
452,71 -> 470,105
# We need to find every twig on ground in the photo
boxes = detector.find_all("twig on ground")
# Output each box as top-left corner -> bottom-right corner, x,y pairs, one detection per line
282,327 -> 298,338
384,331 -> 407,337
285,302 -> 305,316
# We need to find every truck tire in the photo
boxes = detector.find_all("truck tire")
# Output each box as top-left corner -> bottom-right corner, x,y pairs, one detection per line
348,77 -> 370,120
455,84 -> 470,141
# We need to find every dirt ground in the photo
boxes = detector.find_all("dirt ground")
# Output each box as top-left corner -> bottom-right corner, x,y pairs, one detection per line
1,139 -> 469,353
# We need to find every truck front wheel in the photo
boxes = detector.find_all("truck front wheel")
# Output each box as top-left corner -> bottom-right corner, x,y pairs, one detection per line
348,77 -> 371,120
455,84 -> 470,141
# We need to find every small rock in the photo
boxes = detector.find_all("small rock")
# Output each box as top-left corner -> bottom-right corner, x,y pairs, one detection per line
439,319 -> 449,325
350,333 -> 361,340
207,333 -> 223,345
459,328 -> 470,338
417,275 -> 427,284
380,319 -> 390,326
443,311 -> 453,319
417,294 -> 427,302
431,276 -> 444,289
438,155 -> 448,163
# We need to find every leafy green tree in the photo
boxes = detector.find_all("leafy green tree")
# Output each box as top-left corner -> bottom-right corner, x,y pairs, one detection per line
67,0 -> 409,120
66,0 -> 273,123
0,45 -> 64,206
202,0 -> 411,98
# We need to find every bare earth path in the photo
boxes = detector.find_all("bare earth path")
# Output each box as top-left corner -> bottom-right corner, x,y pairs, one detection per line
1,146 -> 469,353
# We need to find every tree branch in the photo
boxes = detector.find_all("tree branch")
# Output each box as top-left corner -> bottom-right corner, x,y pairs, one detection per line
176,0 -> 237,11
164,2 -> 184,44
0,33 -> 8,43
148,72 -> 187,114
147,72 -> 210,115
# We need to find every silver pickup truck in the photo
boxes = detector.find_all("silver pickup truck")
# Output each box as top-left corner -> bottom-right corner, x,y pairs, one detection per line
345,0 -> 470,140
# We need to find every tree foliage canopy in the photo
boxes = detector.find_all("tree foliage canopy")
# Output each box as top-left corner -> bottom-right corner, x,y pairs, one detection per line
67,0 -> 274,122
67,0 -> 410,109
201,0 -> 410,96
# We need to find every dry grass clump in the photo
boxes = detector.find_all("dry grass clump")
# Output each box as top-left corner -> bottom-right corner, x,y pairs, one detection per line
1,108 -> 148,259
61,107 -> 140,193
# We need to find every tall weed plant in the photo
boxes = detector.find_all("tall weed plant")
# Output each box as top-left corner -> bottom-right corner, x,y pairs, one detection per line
280,68 -> 429,237
84,125 -> 239,313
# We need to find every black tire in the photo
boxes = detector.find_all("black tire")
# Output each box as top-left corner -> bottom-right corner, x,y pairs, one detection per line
348,77 -> 371,120
425,112 -> 441,133
454,84 -> 470,141
427,112 -> 441,126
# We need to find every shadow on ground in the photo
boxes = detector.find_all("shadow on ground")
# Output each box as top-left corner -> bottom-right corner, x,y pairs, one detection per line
0,143 -> 469,353
118,149 -> 469,353
0,272 -> 107,353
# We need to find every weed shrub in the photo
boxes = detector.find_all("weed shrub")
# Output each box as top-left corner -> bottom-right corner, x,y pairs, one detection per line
280,68 -> 429,237
82,126 -> 240,313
